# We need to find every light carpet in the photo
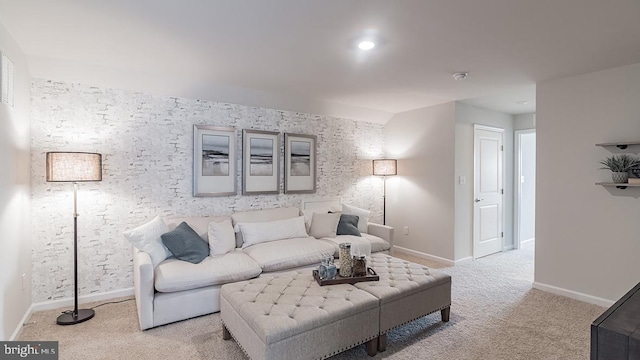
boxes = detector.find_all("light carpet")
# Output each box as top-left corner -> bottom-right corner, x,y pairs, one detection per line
19,242 -> 605,359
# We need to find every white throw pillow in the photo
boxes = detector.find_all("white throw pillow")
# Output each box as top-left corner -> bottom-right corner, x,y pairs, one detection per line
309,212 -> 341,239
236,216 -> 308,248
301,208 -> 338,231
208,219 -> 236,256
123,216 -> 172,268
342,203 -> 371,233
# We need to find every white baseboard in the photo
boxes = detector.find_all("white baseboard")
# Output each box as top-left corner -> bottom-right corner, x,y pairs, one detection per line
392,246 -> 455,266
521,237 -> 535,244
454,256 -> 473,265
9,304 -> 34,341
532,282 -> 614,308
31,287 -> 134,312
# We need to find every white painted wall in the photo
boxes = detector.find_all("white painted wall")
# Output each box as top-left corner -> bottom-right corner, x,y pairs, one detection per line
30,79 -> 385,302
0,21 -> 31,340
454,102 -> 514,260
514,113 -> 536,130
536,62 -> 640,303
519,132 -> 536,242
385,103 -> 456,260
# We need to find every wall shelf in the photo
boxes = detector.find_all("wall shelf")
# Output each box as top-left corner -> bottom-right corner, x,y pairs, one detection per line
596,182 -> 640,189
595,141 -> 640,149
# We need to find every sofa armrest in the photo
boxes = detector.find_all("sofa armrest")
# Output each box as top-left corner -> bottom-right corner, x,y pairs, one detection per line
133,247 -> 155,330
367,223 -> 394,246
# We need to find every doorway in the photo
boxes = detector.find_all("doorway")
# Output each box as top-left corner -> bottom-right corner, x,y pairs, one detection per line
514,130 -> 536,249
473,125 -> 505,259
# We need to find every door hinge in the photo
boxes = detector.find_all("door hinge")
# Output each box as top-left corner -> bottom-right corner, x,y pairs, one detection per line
501,188 -> 504,194
501,145 -> 504,151
501,232 -> 504,238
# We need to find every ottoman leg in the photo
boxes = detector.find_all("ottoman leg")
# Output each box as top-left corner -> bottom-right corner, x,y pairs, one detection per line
378,333 -> 388,352
441,306 -> 450,322
366,338 -> 378,356
222,324 -> 231,340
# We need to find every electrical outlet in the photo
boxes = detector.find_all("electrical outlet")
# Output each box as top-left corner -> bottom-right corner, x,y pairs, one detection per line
22,273 -> 26,291
403,226 -> 409,235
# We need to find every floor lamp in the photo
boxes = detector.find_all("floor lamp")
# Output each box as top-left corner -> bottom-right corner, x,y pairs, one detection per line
46,152 -> 102,325
373,159 -> 397,225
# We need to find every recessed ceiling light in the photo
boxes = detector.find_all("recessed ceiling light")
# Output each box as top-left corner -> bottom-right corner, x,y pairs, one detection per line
358,41 -> 376,50
452,72 -> 468,81
516,100 -> 529,105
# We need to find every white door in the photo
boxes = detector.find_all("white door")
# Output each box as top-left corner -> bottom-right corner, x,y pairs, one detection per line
514,130 -> 536,249
473,125 -> 504,259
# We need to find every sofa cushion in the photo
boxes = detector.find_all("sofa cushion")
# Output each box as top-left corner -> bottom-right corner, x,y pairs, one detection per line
236,216 -> 308,248
155,250 -> 262,293
361,233 -> 392,253
161,222 -> 210,264
309,212 -> 340,239
124,215 -> 172,268
242,237 -> 335,272
341,203 -> 371,233
336,214 -> 361,237
208,219 -> 236,256
231,207 -> 301,247
319,234 -> 391,257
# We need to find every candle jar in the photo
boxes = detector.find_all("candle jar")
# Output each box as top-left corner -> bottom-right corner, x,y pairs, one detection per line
318,258 -> 329,280
318,256 -> 337,280
325,257 -> 337,280
339,243 -> 352,277
352,255 -> 367,277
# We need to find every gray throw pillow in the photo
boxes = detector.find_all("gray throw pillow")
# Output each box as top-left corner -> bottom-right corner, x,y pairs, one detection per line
337,214 -> 361,236
161,222 -> 209,264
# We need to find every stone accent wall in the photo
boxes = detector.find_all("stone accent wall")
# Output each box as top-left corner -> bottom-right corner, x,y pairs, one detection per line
30,78 -> 385,302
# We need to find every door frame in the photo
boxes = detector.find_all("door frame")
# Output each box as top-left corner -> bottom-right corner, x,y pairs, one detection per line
473,124 -> 505,260
514,129 -> 536,250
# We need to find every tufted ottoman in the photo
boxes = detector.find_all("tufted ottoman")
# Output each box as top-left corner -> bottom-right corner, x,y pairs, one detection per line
354,254 -> 452,351
220,271 -> 380,360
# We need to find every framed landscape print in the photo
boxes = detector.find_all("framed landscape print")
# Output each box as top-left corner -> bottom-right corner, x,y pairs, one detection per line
242,129 -> 280,195
284,133 -> 316,194
193,125 -> 237,197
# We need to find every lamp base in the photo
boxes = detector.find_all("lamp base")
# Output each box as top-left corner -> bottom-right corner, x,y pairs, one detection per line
56,309 -> 95,325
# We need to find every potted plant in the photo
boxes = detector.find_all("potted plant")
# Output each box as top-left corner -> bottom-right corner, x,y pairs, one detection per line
599,154 -> 640,183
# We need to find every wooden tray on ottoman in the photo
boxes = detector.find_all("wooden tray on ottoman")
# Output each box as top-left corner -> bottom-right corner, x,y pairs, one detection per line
313,268 -> 379,286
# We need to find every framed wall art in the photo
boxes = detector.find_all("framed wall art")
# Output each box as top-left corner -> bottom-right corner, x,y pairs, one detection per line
242,129 -> 280,195
193,125 -> 237,197
284,133 -> 316,194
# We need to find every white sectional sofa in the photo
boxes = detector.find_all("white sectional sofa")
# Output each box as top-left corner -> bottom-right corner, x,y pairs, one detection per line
132,206 -> 393,330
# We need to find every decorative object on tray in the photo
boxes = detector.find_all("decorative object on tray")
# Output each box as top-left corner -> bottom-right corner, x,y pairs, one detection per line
313,267 -> 379,286
317,256 -> 337,280
339,243 -> 353,277
242,129 -> 280,195
193,125 -> 237,196
352,255 -> 367,277
284,133 -> 316,193
599,154 -> 640,184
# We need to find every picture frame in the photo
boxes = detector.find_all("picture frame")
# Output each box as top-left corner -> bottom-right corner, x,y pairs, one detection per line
284,133 -> 317,194
193,125 -> 237,197
242,129 -> 280,195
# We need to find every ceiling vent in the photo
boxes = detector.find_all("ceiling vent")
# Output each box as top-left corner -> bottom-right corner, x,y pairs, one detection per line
1,52 -> 15,108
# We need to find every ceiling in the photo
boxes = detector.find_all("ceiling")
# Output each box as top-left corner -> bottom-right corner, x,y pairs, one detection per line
1,0 -> 639,123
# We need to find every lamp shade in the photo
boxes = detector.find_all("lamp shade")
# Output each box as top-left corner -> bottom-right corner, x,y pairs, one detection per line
46,152 -> 102,182
373,159 -> 397,176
